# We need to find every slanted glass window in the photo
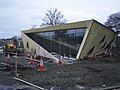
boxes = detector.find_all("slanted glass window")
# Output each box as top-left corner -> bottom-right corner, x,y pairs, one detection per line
31,28 -> 86,58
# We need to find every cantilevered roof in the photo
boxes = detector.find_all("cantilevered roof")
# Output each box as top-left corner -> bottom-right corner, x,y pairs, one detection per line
22,20 -> 93,34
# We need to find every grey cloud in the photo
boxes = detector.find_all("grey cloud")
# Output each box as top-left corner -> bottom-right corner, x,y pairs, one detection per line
0,0 -> 120,38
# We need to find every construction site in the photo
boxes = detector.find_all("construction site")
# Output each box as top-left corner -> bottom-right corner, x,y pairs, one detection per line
0,19 -> 120,90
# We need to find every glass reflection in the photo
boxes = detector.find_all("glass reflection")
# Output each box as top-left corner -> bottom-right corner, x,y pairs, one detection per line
27,28 -> 86,58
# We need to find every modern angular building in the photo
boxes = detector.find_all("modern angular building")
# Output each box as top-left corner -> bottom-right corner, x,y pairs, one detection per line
22,19 -> 117,61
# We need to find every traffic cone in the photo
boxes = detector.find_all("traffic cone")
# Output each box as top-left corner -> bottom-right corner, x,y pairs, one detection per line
38,57 -> 46,72
28,55 -> 35,65
58,60 -> 64,66
7,53 -> 10,60
5,53 -> 10,63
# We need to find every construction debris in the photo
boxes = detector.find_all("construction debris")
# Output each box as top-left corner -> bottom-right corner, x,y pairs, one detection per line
0,46 -> 120,90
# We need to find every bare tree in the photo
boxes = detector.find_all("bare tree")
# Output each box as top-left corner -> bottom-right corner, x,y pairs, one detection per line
41,8 -> 67,26
41,8 -> 67,38
105,12 -> 120,32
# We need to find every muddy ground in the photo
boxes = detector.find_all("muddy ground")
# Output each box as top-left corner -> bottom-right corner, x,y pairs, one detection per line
0,48 -> 120,90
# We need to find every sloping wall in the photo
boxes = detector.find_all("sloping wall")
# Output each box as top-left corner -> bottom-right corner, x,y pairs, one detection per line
21,32 -> 59,62
77,20 -> 117,59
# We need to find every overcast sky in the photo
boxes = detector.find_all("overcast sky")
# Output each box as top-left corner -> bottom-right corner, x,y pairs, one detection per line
0,0 -> 120,38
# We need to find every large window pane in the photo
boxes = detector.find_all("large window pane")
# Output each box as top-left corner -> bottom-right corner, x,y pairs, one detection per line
28,28 -> 86,58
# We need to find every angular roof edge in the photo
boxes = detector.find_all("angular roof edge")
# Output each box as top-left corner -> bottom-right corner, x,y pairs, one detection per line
92,19 -> 116,33
22,19 -> 116,34
22,19 -> 93,34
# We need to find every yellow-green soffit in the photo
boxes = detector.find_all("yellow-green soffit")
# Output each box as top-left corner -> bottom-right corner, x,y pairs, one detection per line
22,20 -> 92,34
